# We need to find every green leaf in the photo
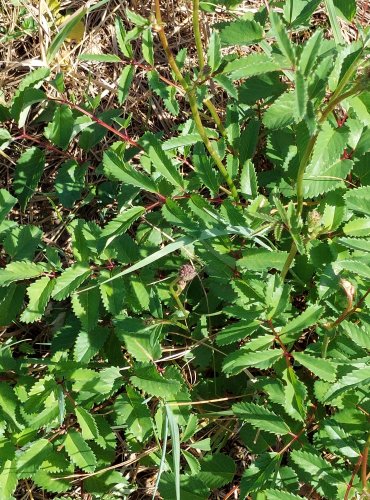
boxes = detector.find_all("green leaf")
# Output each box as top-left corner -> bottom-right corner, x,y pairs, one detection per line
223,349 -> 282,376
264,490 -> 302,500
0,460 -> 17,500
280,305 -> 324,341
17,439 -> 52,477
100,206 -> 145,248
0,261 -> 45,287
130,365 -> 181,399
304,159 -> 352,198
233,402 -> 291,435
52,264 -> 91,301
198,453 -> 235,488
114,386 -> 152,442
73,326 -> 110,364
218,19 -> 264,46
344,186 -> 370,216
343,217 -> 370,237
207,31 -> 221,71
322,419 -> 360,458
44,104 -> 74,149
103,148 -> 158,193
117,64 -> 135,105
159,473 -> 209,500
290,450 -> 341,498
55,160 -> 87,208
79,53 -> 121,62
20,276 -> 55,323
64,429 -> 97,472
298,29 -> 323,76
0,284 -> 26,327
0,189 -> 17,224
293,351 -> 336,382
262,92 -> 295,130
13,147 -> 45,210
192,144 -> 219,195
338,237 -> 370,253
333,0 -> 356,21
237,249 -> 288,271
75,407 -> 99,440
71,285 -> 100,331
336,259 -> 370,280
47,9 -> 87,62
341,321 -> 370,350
294,70 -> 307,122
166,405 -> 180,500
216,319 -> 260,346
269,11 -> 296,65
223,53 -> 281,80
142,28 -> 154,66
3,224 -> 42,261
283,367 -> 307,422
240,159 -> 258,199
240,453 -> 279,496
139,132 -> 184,189
11,87 -> 46,127
322,365 -> 370,402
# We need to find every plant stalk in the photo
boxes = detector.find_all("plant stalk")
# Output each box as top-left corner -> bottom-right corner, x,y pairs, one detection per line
192,0 -> 205,71
154,0 -> 239,201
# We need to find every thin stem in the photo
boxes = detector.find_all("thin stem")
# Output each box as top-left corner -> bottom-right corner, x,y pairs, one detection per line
203,98 -> 227,139
280,242 -> 297,281
154,0 -> 239,201
192,0 -> 205,71
361,433 -> 370,492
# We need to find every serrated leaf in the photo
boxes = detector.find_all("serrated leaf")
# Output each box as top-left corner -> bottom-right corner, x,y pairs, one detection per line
44,104 -> 74,149
13,147 -> 45,210
218,19 -> 264,46
192,144 -> 219,195
280,305 -> 324,341
52,264 -> 91,301
344,186 -> 370,216
290,450 -> 342,498
322,419 -> 359,457
114,386 -> 152,442
142,28 -> 154,66
333,0 -> 356,21
216,319 -> 260,346
71,285 -> 100,331
283,366 -> 307,421
223,349 -> 282,376
304,158 -> 353,198
0,261 -> 45,287
0,283 -> 26,327
33,470 -> 71,494
17,439 -> 52,477
263,91 -> 295,130
336,259 -> 370,280
103,148 -> 158,193
322,365 -> 370,402
130,365 -> 181,399
294,70 -> 307,122
234,402 -> 291,435
298,29 -> 323,76
223,53 -> 281,80
0,460 -> 17,500
20,276 -> 55,323
237,249 -> 288,271
73,326 -> 110,364
159,473 -> 209,500
198,453 -> 235,488
75,407 -> 99,440
240,453 -> 279,496
117,64 -> 135,104
101,206 -> 145,241
269,11 -> 296,64
0,189 -> 17,224
240,159 -> 258,199
207,31 -> 221,71
338,237 -> 370,253
341,321 -> 370,350
139,132 -> 184,189
293,351 -> 336,382
264,490 -> 302,500
343,217 -> 370,237
55,160 -> 87,208
64,429 -> 96,472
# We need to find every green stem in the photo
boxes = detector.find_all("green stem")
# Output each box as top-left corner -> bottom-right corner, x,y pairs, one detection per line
192,0 -> 205,71
362,433 -> 370,492
154,0 -> 239,201
203,98 -> 227,139
280,242 -> 297,281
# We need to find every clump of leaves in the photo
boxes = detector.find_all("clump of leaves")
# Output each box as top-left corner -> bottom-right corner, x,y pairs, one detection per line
0,0 -> 370,498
